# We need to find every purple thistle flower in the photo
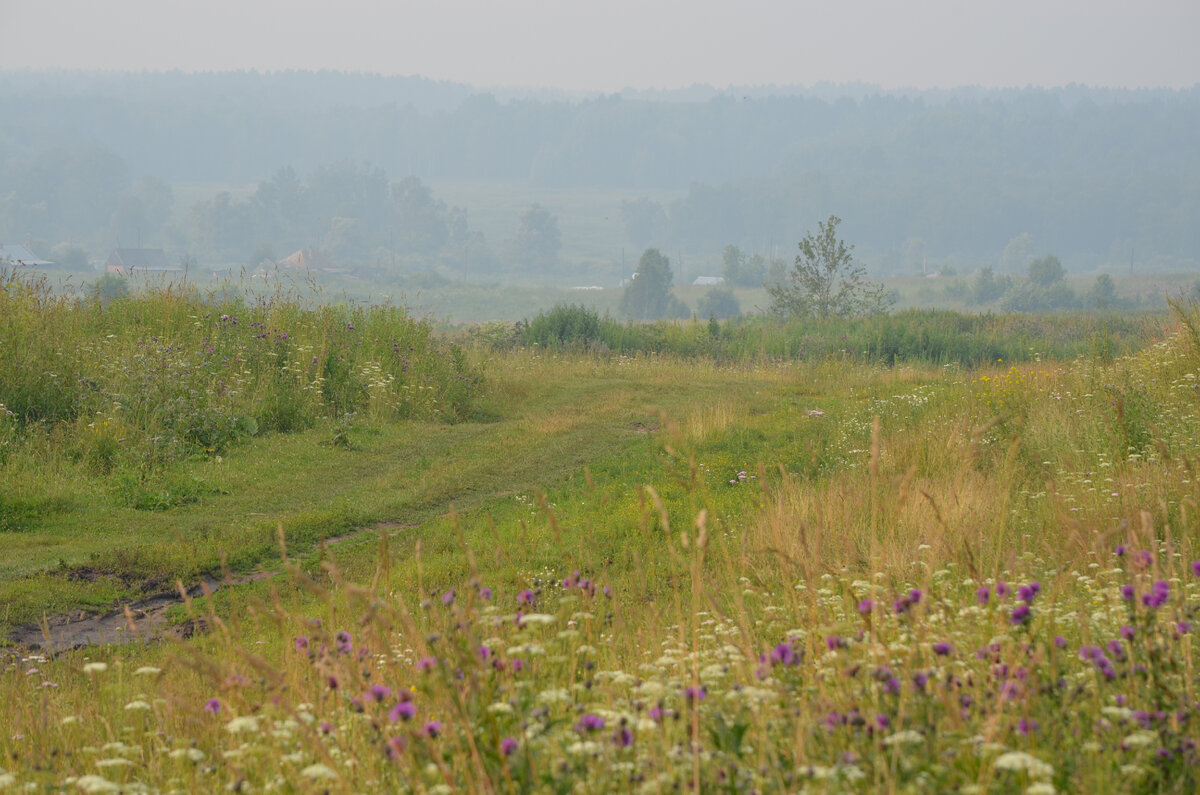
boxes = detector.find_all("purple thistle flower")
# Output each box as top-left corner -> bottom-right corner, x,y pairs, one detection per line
684,685 -> 707,704
770,642 -> 796,667
204,698 -> 221,714
1010,604 -> 1031,625
327,675 -> 340,690
424,720 -> 442,738
1176,621 -> 1193,635
1018,718 -> 1039,735
390,701 -> 417,722
510,658 -> 524,672
1121,584 -> 1135,601
612,727 -> 634,748
908,588 -> 923,604
603,585 -> 613,598
368,684 -> 391,702
517,589 -> 535,605
1054,636 -> 1067,648
478,587 -> 492,601
294,636 -> 309,651
825,635 -> 844,651
441,589 -> 456,607
976,586 -> 990,604
1017,584 -> 1037,603
576,713 -> 606,733
649,705 -> 665,723
1115,544 -> 1126,556
1136,550 -> 1153,567
874,714 -> 890,730
913,672 -> 929,691
319,721 -> 333,734
883,677 -> 901,695
995,581 -> 1010,599
416,656 -> 436,673
1191,560 -> 1200,578
501,736 -> 519,756
893,598 -> 910,615
386,735 -> 406,759
1120,625 -> 1136,641
477,645 -> 492,660
933,641 -> 953,656
857,598 -> 874,614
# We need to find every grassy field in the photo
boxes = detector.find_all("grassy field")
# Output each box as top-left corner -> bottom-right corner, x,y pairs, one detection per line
2,273 -> 1200,792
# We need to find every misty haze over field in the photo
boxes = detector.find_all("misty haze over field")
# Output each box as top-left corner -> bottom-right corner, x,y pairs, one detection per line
3,71 -> 1198,280
2,1 -> 1199,318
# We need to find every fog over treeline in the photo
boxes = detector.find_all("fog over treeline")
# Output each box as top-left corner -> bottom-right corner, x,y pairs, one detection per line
2,69 -> 1198,281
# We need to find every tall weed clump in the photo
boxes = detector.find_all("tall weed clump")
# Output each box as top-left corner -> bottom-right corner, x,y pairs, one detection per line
0,268 -> 481,475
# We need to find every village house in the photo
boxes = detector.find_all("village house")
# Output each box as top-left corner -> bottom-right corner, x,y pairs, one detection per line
104,248 -> 179,274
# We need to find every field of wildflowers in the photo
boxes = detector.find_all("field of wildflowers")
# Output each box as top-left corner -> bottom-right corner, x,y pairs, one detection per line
2,274 -> 1200,792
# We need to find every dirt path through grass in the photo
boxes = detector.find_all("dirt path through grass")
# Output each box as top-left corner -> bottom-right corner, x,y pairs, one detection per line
3,357 -> 792,646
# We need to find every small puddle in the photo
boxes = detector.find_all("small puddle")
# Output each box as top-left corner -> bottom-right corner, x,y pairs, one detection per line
8,572 -> 273,654
7,520 -> 416,654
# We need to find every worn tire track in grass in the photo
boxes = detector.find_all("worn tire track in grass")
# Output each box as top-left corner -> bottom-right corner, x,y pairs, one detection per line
3,361 -> 784,648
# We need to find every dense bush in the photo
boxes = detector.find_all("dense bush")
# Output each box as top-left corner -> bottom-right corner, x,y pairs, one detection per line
0,266 -> 482,473
511,307 -> 1162,366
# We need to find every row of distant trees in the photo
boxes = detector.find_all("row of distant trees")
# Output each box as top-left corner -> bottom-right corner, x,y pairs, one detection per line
625,216 -> 1132,322
0,149 -> 566,274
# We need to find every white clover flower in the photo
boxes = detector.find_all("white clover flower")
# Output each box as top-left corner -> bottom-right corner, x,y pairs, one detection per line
837,766 -> 866,783
300,764 -> 337,781
536,689 -> 570,705
1122,731 -> 1158,748
883,730 -> 925,746
1102,706 -> 1133,721
133,667 -> 161,676
505,643 -> 545,656
487,702 -> 514,715
520,613 -> 557,626
168,748 -> 205,762
100,743 -> 134,755
993,751 -> 1054,780
94,759 -> 133,769
635,681 -> 664,697
566,741 -> 601,756
225,716 -> 260,734
81,663 -> 108,674
74,776 -> 120,793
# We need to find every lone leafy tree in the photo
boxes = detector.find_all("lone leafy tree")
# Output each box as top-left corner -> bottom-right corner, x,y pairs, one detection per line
621,248 -> 674,320
767,215 -> 892,319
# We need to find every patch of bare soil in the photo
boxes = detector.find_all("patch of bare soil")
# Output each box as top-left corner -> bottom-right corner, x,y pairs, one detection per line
8,571 -> 271,654
8,520 -> 418,654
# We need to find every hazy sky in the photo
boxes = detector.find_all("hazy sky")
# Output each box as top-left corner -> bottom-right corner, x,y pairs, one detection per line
2,0 -> 1198,91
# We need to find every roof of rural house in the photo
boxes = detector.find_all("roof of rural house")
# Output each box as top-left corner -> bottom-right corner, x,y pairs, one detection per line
278,248 -> 336,270
0,243 -> 54,266
106,248 -> 171,270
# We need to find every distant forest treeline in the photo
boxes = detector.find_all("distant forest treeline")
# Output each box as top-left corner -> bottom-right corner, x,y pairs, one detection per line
1,70 -> 1198,276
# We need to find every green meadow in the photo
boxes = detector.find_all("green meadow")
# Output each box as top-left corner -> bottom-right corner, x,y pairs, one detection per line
3,265 -> 1200,792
